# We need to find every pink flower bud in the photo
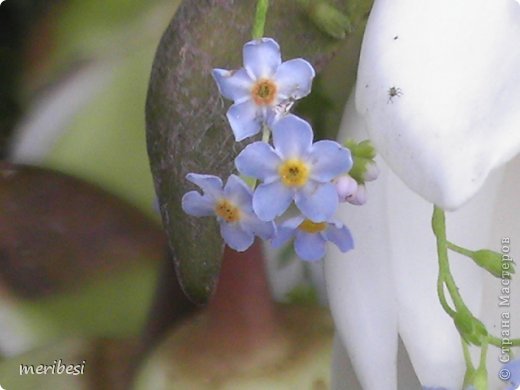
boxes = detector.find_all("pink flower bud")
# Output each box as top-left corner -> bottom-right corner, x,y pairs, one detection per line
335,175 -> 358,202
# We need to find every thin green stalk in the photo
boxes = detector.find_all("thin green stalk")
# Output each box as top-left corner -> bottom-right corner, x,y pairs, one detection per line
462,339 -> 474,370
447,241 -> 474,258
488,335 -> 520,347
462,339 -> 476,388
479,338 -> 488,368
433,207 -> 520,357
432,206 -> 468,313
252,0 -> 269,39
261,123 -> 271,143
437,272 -> 456,317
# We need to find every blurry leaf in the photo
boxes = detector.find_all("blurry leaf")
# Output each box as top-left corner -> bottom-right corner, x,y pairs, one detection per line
295,75 -> 336,140
285,284 -> 320,306
146,0 -> 373,304
0,163 -> 166,350
0,163 -> 164,298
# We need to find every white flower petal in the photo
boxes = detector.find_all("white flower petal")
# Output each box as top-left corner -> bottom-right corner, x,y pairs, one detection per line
325,93 -> 399,390
331,334 -> 363,390
356,0 -> 520,210
386,158 -> 504,388
481,155 -> 520,390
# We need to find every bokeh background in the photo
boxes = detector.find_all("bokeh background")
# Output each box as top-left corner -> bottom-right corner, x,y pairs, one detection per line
0,0 -> 364,388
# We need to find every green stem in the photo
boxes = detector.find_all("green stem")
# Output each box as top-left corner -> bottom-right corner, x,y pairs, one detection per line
433,207 -> 520,352
432,207 -> 468,313
462,339 -> 474,370
487,335 -> 520,347
479,338 -> 488,368
447,241 -> 474,258
462,339 -> 476,388
252,0 -> 269,39
261,123 -> 271,143
437,272 -> 456,317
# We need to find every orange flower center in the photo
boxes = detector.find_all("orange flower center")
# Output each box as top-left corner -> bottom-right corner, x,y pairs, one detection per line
251,79 -> 277,105
214,199 -> 241,223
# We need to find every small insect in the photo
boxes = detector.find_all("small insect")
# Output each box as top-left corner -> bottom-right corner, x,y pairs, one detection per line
387,86 -> 403,103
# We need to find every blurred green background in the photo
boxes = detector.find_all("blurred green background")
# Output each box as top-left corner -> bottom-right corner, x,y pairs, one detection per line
0,0 -> 363,388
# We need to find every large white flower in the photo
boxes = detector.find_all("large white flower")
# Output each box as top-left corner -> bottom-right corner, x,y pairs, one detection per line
326,89 -> 520,390
326,1 -> 520,387
355,0 -> 520,210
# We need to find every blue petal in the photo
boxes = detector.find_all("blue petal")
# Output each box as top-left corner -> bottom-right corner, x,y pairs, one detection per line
181,191 -> 215,217
295,182 -> 338,222
274,58 -> 315,100
309,140 -> 352,182
243,37 -> 281,79
186,173 -> 223,198
212,68 -> 253,103
271,216 -> 304,248
324,223 -> 354,252
220,222 -> 255,252
226,100 -> 262,141
294,231 -> 326,261
241,215 -> 276,240
271,226 -> 296,248
504,358 -> 520,386
272,115 -> 313,159
235,142 -> 281,182
224,175 -> 253,210
281,216 -> 306,229
253,181 -> 293,221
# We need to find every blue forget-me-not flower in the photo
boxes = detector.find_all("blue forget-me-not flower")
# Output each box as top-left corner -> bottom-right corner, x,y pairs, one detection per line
182,173 -> 275,251
212,37 -> 315,141
235,114 -> 352,222
272,215 -> 354,261
502,358 -> 520,390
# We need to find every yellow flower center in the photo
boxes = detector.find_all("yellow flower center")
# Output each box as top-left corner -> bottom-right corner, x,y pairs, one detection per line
214,199 -> 241,223
298,219 -> 328,234
251,79 -> 277,105
278,159 -> 310,187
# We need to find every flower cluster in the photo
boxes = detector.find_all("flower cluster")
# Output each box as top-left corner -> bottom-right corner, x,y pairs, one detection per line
182,37 -> 378,261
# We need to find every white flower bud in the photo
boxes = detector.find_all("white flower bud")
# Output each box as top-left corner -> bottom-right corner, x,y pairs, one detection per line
347,184 -> 367,206
363,161 -> 379,182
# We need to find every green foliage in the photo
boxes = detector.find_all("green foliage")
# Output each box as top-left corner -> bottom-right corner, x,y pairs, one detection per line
298,0 -> 352,39
344,139 -> 377,183
454,310 -> 488,346
285,284 -> 319,306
